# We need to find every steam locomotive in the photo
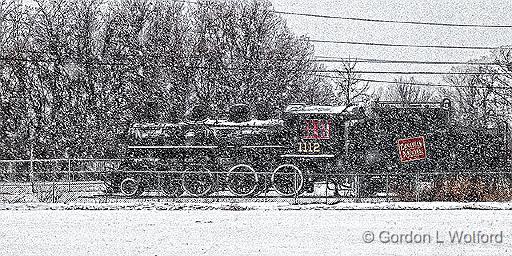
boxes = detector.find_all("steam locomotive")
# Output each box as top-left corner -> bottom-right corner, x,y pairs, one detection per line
104,99 -> 510,198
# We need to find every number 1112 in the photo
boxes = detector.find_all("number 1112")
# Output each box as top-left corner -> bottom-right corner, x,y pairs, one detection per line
298,142 -> 320,153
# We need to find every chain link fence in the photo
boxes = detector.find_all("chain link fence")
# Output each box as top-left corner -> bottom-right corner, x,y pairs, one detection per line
1,159 -> 511,204
0,159 -> 119,203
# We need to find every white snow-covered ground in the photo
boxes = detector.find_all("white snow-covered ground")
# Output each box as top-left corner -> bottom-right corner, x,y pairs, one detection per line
3,201 -> 512,210
1,203 -> 512,255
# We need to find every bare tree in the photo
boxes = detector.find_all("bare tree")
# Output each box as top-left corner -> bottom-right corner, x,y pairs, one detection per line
442,63 -> 506,128
0,0 -> 334,158
492,47 -> 512,111
493,47 -> 512,85
188,0 -> 328,117
387,77 -> 433,103
333,59 -> 369,106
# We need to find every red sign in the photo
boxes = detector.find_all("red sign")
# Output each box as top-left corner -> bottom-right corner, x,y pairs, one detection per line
397,136 -> 427,162
303,119 -> 331,140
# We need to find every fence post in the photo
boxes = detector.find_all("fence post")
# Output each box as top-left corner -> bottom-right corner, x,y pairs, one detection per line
415,171 -> 420,202
68,159 -> 71,192
355,174 -> 360,203
324,172 -> 328,205
52,161 -> 56,203
30,146 -> 34,193
157,173 -> 161,202
386,172 -> 390,203
8,161 -> 13,182
294,171 -> 298,205
264,171 -> 267,203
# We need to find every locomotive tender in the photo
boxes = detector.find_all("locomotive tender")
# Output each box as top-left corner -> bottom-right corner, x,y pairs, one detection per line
105,99 -> 510,197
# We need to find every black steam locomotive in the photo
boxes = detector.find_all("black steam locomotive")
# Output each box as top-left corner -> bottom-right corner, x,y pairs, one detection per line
104,99 -> 510,198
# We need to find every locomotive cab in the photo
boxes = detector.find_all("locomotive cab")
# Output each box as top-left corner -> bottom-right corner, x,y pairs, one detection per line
278,103 -> 367,195
283,103 -> 366,158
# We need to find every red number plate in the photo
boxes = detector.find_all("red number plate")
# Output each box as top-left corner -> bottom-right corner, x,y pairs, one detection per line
397,136 -> 427,162
303,119 -> 331,140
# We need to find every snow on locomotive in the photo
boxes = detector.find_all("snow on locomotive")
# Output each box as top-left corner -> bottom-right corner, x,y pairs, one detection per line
104,99 -> 510,197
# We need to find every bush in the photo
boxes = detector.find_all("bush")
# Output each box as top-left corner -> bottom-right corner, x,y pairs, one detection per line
432,174 -> 512,202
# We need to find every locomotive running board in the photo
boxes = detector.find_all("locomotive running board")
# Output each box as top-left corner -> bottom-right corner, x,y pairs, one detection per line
128,145 -> 285,149
241,145 -> 285,149
128,145 -> 218,149
280,154 -> 335,158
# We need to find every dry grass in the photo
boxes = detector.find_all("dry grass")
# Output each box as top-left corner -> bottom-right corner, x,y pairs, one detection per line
432,175 -> 512,202
385,174 -> 512,202
388,178 -> 417,201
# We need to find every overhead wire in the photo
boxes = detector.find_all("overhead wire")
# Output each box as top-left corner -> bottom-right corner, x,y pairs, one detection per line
1,55 -> 510,90
312,56 -> 501,66
0,55 -> 508,75
271,10 -> 512,28
314,74 -> 512,90
170,0 -> 512,30
306,39 -> 511,50
1,1 -> 511,90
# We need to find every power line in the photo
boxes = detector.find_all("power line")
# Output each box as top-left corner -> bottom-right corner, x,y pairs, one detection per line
4,49 -> 506,67
7,0 -> 512,30
4,16 -> 511,51
323,70 -> 505,75
170,0 -> 198,4
271,10 -> 512,28
1,55 -> 510,89
315,74 -> 512,90
2,48 -> 507,67
307,39 -> 511,50
0,55 -> 509,75
158,64 -> 509,75
168,1 -> 512,30
359,78 -> 511,89
367,79 -> 511,90
312,56 -> 500,66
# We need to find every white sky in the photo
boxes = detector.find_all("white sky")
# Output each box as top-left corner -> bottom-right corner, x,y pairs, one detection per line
269,0 -> 512,89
